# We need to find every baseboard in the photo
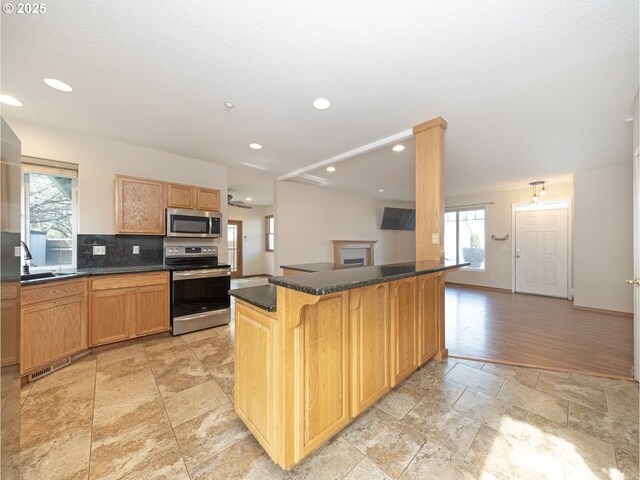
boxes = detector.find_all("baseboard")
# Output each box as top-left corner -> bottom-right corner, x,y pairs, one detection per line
240,274 -> 271,279
571,304 -> 633,319
445,282 -> 511,293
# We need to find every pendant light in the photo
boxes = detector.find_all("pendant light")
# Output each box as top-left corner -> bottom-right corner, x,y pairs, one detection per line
529,181 -> 546,204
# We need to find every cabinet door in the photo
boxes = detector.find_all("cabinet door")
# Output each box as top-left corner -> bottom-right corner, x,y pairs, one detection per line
135,284 -> 169,336
115,175 -> 165,234
167,183 -> 195,209
349,284 -> 389,416
389,277 -> 418,386
417,275 -> 438,365
20,295 -> 87,375
90,289 -> 132,346
196,188 -> 220,212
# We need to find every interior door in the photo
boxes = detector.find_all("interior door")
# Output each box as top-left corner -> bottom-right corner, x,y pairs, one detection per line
515,207 -> 568,298
633,148 -> 640,380
227,220 -> 243,278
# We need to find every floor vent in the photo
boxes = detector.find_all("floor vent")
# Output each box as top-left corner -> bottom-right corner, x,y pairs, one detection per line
28,357 -> 71,382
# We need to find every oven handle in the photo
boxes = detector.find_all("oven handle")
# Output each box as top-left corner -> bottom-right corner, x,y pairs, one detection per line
173,269 -> 231,280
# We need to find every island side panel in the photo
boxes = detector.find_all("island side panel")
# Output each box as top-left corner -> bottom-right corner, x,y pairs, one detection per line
417,273 -> 439,364
389,277 -> 418,386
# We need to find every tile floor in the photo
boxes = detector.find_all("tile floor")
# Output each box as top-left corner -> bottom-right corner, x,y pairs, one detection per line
18,281 -> 640,479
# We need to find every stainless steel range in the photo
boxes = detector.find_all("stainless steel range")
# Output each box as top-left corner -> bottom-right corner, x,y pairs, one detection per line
164,245 -> 231,336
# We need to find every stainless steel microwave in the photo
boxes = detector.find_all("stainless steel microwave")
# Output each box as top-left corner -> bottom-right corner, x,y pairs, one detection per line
166,208 -> 222,238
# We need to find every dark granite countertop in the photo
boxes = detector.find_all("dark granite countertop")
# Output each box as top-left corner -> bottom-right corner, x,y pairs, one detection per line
269,261 -> 469,296
20,264 -> 170,286
281,262 -> 361,273
229,285 -> 277,312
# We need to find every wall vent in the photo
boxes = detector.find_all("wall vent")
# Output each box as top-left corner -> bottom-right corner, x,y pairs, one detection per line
27,356 -> 71,382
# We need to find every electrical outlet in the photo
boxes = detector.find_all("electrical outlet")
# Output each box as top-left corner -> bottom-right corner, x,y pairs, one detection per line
133,246 -> 140,254
93,246 -> 106,255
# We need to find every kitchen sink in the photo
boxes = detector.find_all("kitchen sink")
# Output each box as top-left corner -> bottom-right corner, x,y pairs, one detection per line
21,271 -> 76,281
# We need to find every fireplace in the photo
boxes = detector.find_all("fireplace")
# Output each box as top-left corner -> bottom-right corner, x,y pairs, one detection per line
332,240 -> 377,267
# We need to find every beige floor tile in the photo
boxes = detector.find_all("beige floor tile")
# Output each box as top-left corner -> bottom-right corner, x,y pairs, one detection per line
342,406 -> 424,478
568,402 -> 639,453
615,446 -> 639,480
163,379 -> 230,427
120,459 -> 190,480
445,364 -> 505,397
451,388 -> 528,438
536,371 -> 607,411
344,457 -> 392,480
20,425 -> 91,480
497,379 -> 569,425
419,358 -> 458,378
96,355 -> 151,384
375,386 -> 422,420
173,403 -> 251,470
29,356 -> 97,396
418,377 -> 467,408
190,337 -> 234,370
400,367 -> 441,396
522,412 -> 617,476
402,395 -> 481,457
182,324 -> 232,345
481,362 -> 540,388
190,435 -> 289,480
400,440 -> 494,480
569,373 -> 638,394
542,369 -> 571,379
208,361 -> 234,399
453,358 -> 486,370
19,382 -> 33,406
465,425 -> 565,480
96,342 -> 146,367
605,389 -> 639,424
144,341 -> 195,363
289,436 -> 363,480
142,334 -> 186,354
149,349 -> 212,395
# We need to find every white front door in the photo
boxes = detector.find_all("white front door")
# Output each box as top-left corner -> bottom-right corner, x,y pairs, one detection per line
515,207 -> 569,298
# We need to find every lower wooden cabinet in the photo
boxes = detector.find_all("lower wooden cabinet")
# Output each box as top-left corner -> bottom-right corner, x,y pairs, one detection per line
349,283 -> 390,416
90,272 -> 169,346
20,278 -> 88,376
389,277 -> 418,386
417,274 -> 439,364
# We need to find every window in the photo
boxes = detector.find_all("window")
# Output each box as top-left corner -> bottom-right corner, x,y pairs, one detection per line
444,208 -> 485,270
265,215 -> 274,252
22,158 -> 78,269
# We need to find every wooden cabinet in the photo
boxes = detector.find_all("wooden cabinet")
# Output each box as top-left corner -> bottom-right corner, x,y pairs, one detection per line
167,182 -> 221,212
389,277 -> 418,386
349,284 -> 390,416
20,279 -> 88,376
234,301 -> 277,457
90,272 -> 169,346
115,175 -> 165,235
417,274 -> 439,365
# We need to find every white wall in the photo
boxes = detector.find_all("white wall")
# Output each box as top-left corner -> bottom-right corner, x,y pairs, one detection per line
445,182 -> 574,290
264,204 -> 275,276
275,180 -> 415,273
574,164 -> 634,313
7,118 -> 229,258
228,204 -> 273,276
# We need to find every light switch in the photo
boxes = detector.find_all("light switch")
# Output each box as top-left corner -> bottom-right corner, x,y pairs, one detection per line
133,246 -> 140,254
93,246 -> 106,255
14,246 -> 20,257
431,233 -> 439,244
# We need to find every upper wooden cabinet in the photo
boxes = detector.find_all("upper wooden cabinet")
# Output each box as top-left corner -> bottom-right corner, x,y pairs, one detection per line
115,175 -> 165,235
167,183 -> 221,212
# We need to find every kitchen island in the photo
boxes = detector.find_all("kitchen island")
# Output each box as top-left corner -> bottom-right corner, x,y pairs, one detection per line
229,260 -> 466,469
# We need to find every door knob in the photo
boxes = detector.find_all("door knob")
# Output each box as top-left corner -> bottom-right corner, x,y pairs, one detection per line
626,278 -> 640,286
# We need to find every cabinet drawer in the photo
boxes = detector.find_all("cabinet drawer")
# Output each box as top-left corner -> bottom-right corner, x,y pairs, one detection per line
21,278 -> 87,306
91,272 -> 169,291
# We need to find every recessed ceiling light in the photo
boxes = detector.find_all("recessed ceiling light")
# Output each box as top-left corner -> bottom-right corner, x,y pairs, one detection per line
0,95 -> 23,107
43,78 -> 73,92
392,144 -> 405,152
245,197 -> 252,202
249,143 -> 262,150
378,188 -> 384,193
313,98 -> 331,110
326,166 -> 336,172
224,102 -> 234,108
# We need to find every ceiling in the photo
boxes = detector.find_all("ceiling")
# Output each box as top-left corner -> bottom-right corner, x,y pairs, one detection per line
2,1 -> 638,202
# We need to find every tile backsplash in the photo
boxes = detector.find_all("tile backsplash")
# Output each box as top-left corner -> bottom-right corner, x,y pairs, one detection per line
77,234 -> 163,268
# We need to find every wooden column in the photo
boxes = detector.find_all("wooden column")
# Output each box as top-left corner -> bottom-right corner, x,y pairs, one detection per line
414,116 -> 448,360
414,117 -> 447,261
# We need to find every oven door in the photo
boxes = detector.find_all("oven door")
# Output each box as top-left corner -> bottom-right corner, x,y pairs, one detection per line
166,208 -> 212,238
171,268 -> 231,335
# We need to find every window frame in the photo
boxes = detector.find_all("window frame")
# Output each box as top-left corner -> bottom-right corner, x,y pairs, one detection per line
444,207 -> 486,271
265,215 -> 274,252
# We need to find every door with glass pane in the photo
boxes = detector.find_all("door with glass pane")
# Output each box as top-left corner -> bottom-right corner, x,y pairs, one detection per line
227,220 -> 243,278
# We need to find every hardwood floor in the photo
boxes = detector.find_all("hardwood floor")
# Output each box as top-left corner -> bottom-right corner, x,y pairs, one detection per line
445,285 -> 635,379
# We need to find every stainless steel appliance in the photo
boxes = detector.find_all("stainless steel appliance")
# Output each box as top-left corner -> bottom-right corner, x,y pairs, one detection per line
166,207 -> 222,238
164,245 -> 231,335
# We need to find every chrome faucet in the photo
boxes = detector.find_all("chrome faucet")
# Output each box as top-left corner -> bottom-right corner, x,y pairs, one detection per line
20,240 -> 34,275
